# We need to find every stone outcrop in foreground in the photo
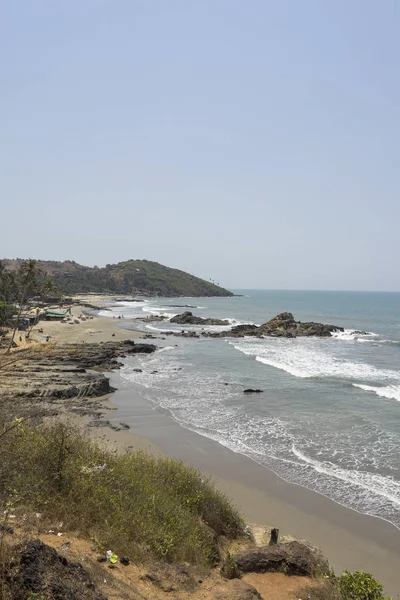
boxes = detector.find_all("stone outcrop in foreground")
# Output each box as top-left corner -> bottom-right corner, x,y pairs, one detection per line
223,540 -> 329,578
5,539 -> 107,600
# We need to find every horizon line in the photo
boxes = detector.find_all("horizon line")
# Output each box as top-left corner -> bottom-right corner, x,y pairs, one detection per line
229,288 -> 400,294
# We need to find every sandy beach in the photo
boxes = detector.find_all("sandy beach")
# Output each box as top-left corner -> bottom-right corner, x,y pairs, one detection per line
6,297 -> 400,596
104,372 -> 400,597
29,295 -> 143,345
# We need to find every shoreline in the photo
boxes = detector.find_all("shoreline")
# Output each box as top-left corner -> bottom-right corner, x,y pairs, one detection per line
29,295 -> 144,345
104,371 -> 400,596
2,295 -> 400,595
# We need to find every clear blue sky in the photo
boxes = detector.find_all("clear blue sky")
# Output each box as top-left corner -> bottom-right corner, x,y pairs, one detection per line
1,1 -> 399,291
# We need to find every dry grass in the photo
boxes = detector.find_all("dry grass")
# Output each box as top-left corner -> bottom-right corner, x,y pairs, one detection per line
0,420 -> 245,569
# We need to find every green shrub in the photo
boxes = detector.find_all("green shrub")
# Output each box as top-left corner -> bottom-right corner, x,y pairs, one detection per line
338,571 -> 390,600
0,420 -> 245,567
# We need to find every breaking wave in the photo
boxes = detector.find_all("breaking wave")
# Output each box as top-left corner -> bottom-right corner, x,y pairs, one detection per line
353,384 -> 400,402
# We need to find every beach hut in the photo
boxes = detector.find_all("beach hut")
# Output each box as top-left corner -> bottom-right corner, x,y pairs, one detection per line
42,309 -> 69,321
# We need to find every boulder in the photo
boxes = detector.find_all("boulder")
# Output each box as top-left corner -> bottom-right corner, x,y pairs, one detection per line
205,313 -> 344,339
226,541 -> 329,577
170,311 -> 230,326
230,324 -> 259,335
5,539 -> 107,600
259,313 -> 343,338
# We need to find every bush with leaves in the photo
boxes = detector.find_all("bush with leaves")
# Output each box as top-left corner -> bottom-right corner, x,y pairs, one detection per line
338,570 -> 390,600
0,420 -> 244,567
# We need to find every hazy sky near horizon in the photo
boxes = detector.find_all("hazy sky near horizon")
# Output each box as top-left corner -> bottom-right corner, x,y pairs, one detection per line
1,1 -> 399,291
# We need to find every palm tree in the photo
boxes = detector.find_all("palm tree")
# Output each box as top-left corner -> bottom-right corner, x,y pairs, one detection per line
42,277 -> 57,297
7,259 -> 42,353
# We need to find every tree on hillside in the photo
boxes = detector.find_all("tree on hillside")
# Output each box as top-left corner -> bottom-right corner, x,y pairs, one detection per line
0,262 -> 18,335
7,259 -> 42,353
42,276 -> 59,298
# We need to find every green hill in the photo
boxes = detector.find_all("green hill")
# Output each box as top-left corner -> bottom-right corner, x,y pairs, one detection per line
3,259 -> 233,297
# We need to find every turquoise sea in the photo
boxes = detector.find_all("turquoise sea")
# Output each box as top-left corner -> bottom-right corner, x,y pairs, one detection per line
99,291 -> 400,529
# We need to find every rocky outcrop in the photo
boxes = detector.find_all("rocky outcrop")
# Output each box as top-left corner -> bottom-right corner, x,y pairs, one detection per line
170,311 -> 230,326
5,539 -> 107,600
257,313 -> 343,338
0,340 -> 156,418
205,313 -> 344,339
224,541 -> 329,577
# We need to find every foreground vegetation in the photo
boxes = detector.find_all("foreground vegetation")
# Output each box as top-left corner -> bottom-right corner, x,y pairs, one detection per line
0,419 -> 393,599
0,420 -> 244,566
2,258 -> 233,297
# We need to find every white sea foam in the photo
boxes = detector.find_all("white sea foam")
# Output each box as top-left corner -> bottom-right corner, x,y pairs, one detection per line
291,446 -> 400,510
233,340 -> 400,381
353,384 -> 400,402
117,341 -> 400,529
99,300 -> 149,319
331,329 -> 378,341
145,324 -> 174,333
141,305 -> 178,319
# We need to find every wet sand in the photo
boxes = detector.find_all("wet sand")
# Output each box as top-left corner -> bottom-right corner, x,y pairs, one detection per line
105,372 -> 400,597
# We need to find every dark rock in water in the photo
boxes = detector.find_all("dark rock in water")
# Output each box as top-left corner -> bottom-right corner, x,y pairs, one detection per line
132,368 -> 142,372
124,341 -> 157,353
225,540 -> 329,577
170,311 -> 230,326
243,389 -> 263,394
6,539 -> 107,600
204,312 -> 343,339
230,324 -> 258,334
119,422 -> 130,429
151,370 -> 158,374
258,312 -> 343,338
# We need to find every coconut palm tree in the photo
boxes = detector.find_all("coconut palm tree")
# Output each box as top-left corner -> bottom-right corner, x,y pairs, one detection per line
7,259 -> 42,353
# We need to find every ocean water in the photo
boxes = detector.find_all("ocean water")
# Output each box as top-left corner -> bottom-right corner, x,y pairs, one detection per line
99,291 -> 400,528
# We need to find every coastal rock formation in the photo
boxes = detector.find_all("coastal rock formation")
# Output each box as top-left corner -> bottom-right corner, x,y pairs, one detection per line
0,340 -> 156,418
204,312 -> 344,339
6,539 -> 107,600
225,541 -> 329,577
258,312 -> 343,338
170,311 -> 230,326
